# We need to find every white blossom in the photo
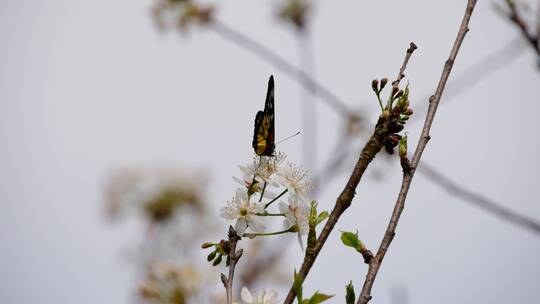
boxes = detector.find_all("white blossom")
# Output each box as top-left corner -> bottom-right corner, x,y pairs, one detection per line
259,151 -> 287,176
235,153 -> 286,189
279,194 -> 310,249
275,162 -> 312,203
241,287 -> 279,304
220,188 -> 265,234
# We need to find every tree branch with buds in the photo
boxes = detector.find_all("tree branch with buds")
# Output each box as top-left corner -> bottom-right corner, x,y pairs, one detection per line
357,1 -> 478,303
282,42 -> 418,304
220,226 -> 243,304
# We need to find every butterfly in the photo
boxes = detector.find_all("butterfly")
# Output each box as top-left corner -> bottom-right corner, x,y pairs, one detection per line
252,75 -> 275,156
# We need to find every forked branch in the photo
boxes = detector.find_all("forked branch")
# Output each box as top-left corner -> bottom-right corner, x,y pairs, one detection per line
282,42 -> 418,304
220,226 -> 243,304
357,1 -> 478,303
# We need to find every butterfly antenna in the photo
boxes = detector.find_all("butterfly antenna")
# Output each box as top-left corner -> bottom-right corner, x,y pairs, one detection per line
276,131 -> 301,145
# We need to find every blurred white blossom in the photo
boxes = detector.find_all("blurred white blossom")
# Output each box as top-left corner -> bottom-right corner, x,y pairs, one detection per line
240,287 -> 279,304
105,167 -> 207,223
139,261 -> 204,304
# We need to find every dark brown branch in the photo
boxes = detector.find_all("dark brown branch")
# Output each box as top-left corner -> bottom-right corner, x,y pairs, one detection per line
504,0 -> 540,58
209,19 -> 353,116
419,162 -> 540,234
357,1 -> 478,303
220,226 -> 243,304
282,42 -> 418,304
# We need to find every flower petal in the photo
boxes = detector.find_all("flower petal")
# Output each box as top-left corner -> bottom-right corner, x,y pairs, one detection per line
247,214 -> 266,232
241,287 -> 254,303
235,218 -> 248,235
278,202 -> 288,214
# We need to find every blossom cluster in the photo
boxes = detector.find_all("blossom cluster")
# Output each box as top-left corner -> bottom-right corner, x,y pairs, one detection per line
220,151 -> 312,248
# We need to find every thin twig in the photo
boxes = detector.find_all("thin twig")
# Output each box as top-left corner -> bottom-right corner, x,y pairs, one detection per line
357,1 -> 478,303
220,226 -> 243,304
419,162 -> 540,234
282,43 -> 419,304
504,0 -> 540,58
209,20 -> 353,116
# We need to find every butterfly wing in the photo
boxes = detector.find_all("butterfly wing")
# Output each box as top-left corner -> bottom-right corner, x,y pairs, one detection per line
252,75 -> 275,156
264,75 -> 275,155
252,111 -> 267,155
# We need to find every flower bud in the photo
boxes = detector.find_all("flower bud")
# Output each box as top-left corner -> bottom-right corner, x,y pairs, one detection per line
371,79 -> 379,92
380,78 -> 388,89
391,86 -> 399,96
399,135 -> 408,158
390,123 -> 404,133
207,251 -> 217,261
212,254 -> 223,266
390,134 -> 402,145
201,242 -> 214,249
384,142 -> 395,154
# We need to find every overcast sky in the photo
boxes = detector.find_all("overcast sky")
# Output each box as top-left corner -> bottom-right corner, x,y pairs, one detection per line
1,1 -> 540,303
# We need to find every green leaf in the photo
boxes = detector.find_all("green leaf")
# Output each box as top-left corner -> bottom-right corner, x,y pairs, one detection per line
340,230 -> 363,252
316,211 -> 329,225
308,292 -> 334,304
346,281 -> 355,304
309,201 -> 318,220
293,269 -> 303,303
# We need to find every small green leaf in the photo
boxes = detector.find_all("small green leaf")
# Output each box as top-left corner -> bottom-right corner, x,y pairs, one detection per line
207,251 -> 216,262
308,292 -> 334,304
293,269 -> 303,303
309,201 -> 318,220
399,134 -> 408,158
201,242 -> 214,249
316,211 -> 329,225
346,281 -> 355,304
340,230 -> 363,252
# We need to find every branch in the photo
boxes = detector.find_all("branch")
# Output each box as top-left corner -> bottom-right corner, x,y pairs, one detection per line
503,0 -> 540,58
282,42 -> 418,304
357,1 -> 478,303
418,162 -> 540,234
220,226 -> 243,304
209,19 -> 353,116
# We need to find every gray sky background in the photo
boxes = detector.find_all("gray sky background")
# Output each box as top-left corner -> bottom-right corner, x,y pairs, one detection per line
1,0 -> 540,303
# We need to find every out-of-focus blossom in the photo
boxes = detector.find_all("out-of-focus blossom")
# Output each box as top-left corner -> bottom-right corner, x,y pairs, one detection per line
275,162 -> 312,204
220,189 -> 265,235
279,194 -> 310,249
139,261 -> 203,304
151,0 -> 214,32
240,287 -> 279,304
104,167 -> 206,223
277,0 -> 310,30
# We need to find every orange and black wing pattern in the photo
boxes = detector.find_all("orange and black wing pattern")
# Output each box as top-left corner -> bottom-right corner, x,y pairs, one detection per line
252,75 -> 275,156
